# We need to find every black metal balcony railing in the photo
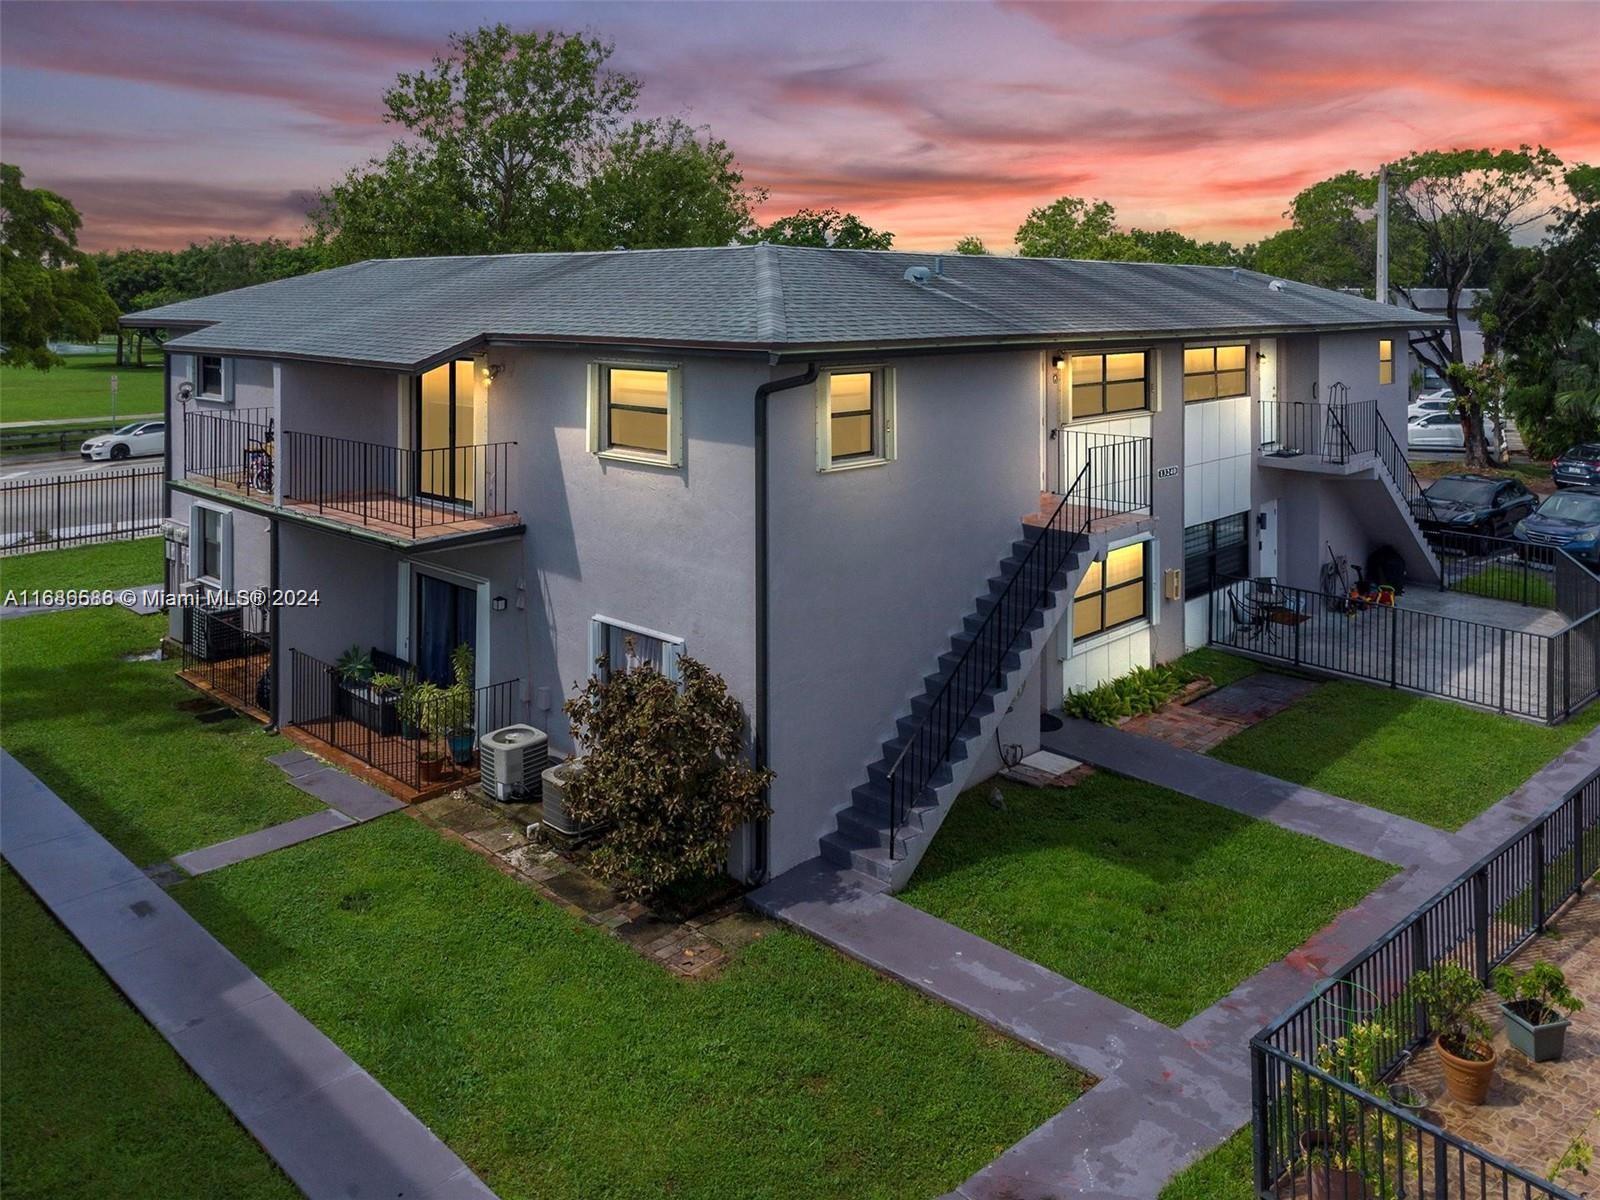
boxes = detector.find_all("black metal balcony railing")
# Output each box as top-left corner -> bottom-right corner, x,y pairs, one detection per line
1259,389 -> 1377,465
287,648 -> 520,790
183,408 -> 276,497
180,410 -> 517,538
1250,764 -> 1599,1199
1063,429 -> 1153,516
280,432 -> 516,536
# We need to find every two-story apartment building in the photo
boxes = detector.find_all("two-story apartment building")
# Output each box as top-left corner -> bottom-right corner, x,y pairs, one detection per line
124,245 -> 1443,890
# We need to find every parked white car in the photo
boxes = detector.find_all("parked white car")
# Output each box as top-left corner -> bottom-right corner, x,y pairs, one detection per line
1408,411 -> 1502,455
80,420 -> 165,461
1408,392 -> 1454,421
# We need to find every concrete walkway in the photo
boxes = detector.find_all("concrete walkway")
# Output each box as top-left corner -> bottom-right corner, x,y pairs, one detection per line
1042,717 -> 1467,870
753,727 -> 1600,1198
0,581 -> 164,620
170,749 -> 401,877
0,751 -> 492,1199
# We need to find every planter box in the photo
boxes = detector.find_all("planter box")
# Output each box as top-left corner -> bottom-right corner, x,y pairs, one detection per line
333,679 -> 401,736
1501,1001 -> 1571,1062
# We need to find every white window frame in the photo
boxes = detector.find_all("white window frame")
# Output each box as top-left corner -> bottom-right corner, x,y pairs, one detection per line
816,366 -> 896,472
1062,533 -> 1159,656
587,360 -> 683,467
1378,338 -> 1395,386
394,561 -> 491,689
188,501 -> 233,591
588,615 -> 684,682
196,354 -> 234,405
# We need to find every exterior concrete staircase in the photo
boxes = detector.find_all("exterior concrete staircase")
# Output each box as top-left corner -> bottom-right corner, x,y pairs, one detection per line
819,521 -> 1087,891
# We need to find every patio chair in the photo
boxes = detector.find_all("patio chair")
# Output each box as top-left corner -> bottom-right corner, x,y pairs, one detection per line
1227,589 -> 1275,643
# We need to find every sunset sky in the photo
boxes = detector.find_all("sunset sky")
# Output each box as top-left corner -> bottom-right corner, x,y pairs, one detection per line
3,1 -> 1597,254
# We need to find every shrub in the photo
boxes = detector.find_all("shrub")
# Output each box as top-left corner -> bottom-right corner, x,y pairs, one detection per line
1493,961 -> 1584,1024
563,649 -> 772,901
1413,963 -> 1493,1061
1063,663 -> 1196,724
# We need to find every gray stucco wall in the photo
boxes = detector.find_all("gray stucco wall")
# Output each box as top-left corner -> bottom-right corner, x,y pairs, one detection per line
763,349 -> 1044,877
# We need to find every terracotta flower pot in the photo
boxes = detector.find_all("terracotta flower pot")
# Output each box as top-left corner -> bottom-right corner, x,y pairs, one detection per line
1297,1130 -> 1371,1200
419,754 -> 446,784
1438,1039 -> 1496,1105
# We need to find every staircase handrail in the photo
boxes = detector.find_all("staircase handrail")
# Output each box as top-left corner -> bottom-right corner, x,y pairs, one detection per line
1374,410 -> 1438,525
883,462 -> 1094,858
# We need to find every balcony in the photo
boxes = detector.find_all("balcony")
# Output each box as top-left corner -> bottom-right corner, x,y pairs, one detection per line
181,410 -> 520,545
1257,391 -> 1378,474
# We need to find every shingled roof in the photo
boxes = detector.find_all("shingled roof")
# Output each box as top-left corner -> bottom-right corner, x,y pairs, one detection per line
121,244 -> 1442,370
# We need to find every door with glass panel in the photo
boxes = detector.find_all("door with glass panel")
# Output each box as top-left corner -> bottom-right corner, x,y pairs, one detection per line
415,360 -> 478,504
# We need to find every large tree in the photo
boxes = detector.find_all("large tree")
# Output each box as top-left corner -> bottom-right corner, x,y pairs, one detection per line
751,207 -> 894,249
1481,164 -> 1600,456
1388,147 -> 1569,465
0,164 -> 118,369
309,25 -> 760,261
1251,171 -> 1429,292
1014,195 -> 1244,265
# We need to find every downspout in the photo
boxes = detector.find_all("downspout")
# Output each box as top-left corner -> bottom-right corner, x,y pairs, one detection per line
161,350 -> 174,602
265,516 -> 281,732
751,362 -> 819,885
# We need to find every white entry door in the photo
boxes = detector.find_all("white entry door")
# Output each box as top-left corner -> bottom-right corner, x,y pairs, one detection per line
1257,500 -> 1279,581
1258,337 -> 1278,447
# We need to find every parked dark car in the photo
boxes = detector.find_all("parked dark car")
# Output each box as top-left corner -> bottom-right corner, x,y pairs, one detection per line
1552,442 -> 1600,489
1513,486 -> 1600,565
1411,473 -> 1537,539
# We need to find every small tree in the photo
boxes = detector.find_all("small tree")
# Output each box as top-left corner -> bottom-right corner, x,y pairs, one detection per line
751,207 -> 894,249
953,235 -> 988,255
564,649 -> 771,901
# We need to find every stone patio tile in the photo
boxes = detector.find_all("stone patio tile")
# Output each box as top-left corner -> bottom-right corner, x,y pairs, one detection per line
542,867 -> 620,913
292,768 -> 403,822
465,823 -> 529,854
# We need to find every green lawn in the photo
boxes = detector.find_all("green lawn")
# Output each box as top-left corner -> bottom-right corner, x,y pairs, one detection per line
1448,562 -> 1556,608
0,607 -> 319,864
1210,681 -> 1600,830
1173,647 -> 1262,689
174,817 -> 1085,1200
0,869 -> 295,1200
0,351 -> 164,424
0,537 -> 163,593
1159,1127 -> 1252,1200
900,775 -> 1395,1026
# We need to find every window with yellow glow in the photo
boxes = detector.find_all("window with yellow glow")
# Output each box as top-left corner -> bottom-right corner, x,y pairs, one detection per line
828,371 -> 877,462
1183,344 -> 1248,402
605,367 -> 671,456
1066,351 -> 1148,420
1072,541 -> 1148,638
1378,339 -> 1394,385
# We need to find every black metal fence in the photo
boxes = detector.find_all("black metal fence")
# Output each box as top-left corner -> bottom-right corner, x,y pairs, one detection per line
280,431 -> 516,536
1062,429 -> 1152,516
1,466 -> 163,554
1251,765 -> 1600,1199
1210,576 -> 1600,723
1431,532 -> 1561,607
183,408 -> 275,498
287,648 -> 520,790
180,601 -> 271,715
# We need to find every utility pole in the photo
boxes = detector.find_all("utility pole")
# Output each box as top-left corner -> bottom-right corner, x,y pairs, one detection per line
1375,163 -> 1390,304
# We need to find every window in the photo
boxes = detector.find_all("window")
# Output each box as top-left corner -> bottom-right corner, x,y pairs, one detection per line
589,616 -> 683,682
1066,351 -> 1148,420
198,355 -> 225,399
1183,344 -> 1249,402
1072,541 -> 1147,639
1378,339 -> 1394,385
819,368 -> 894,469
589,363 -> 682,465
189,504 -> 231,589
1183,513 -> 1249,599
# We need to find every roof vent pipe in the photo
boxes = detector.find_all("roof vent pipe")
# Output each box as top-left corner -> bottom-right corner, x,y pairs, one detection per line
934,256 -> 944,276
1268,279 -> 1288,292
904,265 -> 933,285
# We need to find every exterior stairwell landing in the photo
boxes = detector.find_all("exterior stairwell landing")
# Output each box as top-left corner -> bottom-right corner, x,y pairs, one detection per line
819,519 -> 1100,893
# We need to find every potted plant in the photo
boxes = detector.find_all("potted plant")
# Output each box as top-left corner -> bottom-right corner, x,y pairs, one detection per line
411,680 -> 449,782
332,644 -> 375,722
1414,964 -> 1496,1105
1492,961 -> 1583,1062
442,645 -> 476,765
369,672 -> 404,736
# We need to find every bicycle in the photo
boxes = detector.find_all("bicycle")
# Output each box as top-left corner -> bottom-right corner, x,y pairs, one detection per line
244,420 -> 275,494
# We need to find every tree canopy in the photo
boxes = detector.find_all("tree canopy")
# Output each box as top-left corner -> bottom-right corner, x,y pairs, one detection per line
750,207 -> 894,249
1014,195 -> 1245,265
1,163 -> 118,368
93,238 -> 322,313
309,25 -> 763,262
953,235 -> 988,255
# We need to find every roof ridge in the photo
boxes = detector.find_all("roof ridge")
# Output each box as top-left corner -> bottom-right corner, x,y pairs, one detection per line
753,243 -> 787,343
